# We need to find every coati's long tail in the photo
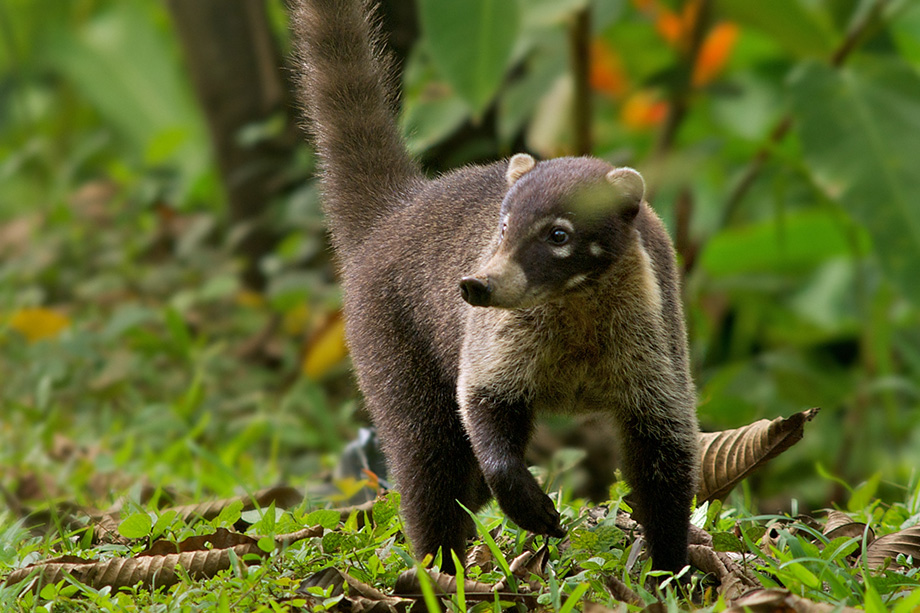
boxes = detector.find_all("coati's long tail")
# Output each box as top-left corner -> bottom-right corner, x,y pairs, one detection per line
293,0 -> 422,258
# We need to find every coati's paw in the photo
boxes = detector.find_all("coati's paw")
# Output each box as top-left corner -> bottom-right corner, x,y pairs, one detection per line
494,475 -> 566,539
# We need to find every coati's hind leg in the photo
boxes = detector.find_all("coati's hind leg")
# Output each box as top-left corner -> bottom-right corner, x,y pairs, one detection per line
461,389 -> 566,539
370,385 -> 491,574
616,412 -> 699,574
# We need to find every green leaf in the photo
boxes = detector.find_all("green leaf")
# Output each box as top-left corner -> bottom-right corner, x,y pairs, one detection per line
848,472 -> 882,512
712,531 -> 745,553
699,211 -> 862,278
459,502 -> 513,578
118,512 -> 153,539
214,500 -> 244,527
892,587 -> 920,613
305,509 -> 341,530
418,0 -> 520,116
781,560 -> 821,589
864,578 -> 888,613
715,0 -> 836,57
791,59 -> 920,304
559,583 -> 589,613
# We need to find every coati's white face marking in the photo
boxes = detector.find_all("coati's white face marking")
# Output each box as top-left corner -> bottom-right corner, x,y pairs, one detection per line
565,273 -> 588,289
589,242 -> 604,257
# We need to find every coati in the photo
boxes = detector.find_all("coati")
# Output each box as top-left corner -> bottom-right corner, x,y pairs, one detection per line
293,0 -> 700,575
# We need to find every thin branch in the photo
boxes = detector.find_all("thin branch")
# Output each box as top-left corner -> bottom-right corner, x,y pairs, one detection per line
569,6 -> 593,156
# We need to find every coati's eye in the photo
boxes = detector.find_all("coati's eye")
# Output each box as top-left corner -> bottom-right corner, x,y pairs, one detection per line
547,227 -> 569,245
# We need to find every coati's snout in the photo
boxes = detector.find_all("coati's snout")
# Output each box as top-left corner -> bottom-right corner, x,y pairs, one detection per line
459,252 -> 530,308
459,276 -> 491,306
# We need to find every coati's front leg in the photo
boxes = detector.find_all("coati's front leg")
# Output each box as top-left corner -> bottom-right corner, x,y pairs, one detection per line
616,410 -> 699,574
461,388 -> 566,538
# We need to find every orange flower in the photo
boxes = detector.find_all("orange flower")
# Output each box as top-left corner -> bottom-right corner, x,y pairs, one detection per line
590,40 -> 628,98
621,91 -> 668,130
693,22 -> 739,86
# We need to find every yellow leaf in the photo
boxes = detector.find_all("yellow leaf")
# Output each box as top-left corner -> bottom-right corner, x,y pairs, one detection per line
301,313 -> 348,379
234,289 -> 265,309
328,477 -> 369,502
9,307 -> 70,342
283,303 -> 310,336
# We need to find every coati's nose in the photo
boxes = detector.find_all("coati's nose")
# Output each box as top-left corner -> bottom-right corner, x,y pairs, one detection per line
460,276 -> 492,307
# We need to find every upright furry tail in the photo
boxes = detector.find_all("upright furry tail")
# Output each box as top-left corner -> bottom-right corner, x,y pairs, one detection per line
293,0 -> 421,258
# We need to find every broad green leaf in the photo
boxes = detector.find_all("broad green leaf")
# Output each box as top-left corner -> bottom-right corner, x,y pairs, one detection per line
848,472 -> 881,512
715,0 -> 836,57
43,3 -> 207,196
891,2 -> 920,68
782,560 -> 821,589
790,59 -> 920,303
699,212 -> 862,278
418,0 -> 520,116
892,587 -> 920,613
304,509 -> 341,530
864,579 -> 888,613
712,531 -> 745,553
118,512 -> 153,539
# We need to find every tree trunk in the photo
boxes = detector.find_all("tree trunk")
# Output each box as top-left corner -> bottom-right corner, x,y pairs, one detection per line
166,0 -> 297,289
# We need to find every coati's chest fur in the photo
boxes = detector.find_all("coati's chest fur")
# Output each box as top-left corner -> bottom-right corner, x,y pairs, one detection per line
459,232 -> 681,416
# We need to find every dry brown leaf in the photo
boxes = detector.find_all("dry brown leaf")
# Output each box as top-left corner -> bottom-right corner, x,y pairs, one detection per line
863,526 -> 920,570
298,566 -> 409,612
4,544 -> 262,592
5,526 -> 319,592
394,567 -> 495,598
688,544 -> 757,602
697,407 -> 820,502
168,486 -> 302,522
465,543 -> 493,570
138,528 -> 262,557
823,510 -> 874,543
603,574 -> 641,606
727,588 -> 860,612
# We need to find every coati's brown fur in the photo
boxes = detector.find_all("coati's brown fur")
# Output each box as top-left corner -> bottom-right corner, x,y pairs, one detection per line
293,0 -> 700,575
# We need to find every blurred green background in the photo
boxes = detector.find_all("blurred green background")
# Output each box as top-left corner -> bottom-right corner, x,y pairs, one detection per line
2,0 -> 920,518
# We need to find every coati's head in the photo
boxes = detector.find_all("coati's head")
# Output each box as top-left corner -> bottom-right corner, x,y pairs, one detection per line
460,154 -> 646,309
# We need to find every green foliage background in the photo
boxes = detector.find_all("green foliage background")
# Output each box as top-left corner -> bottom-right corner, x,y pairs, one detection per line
3,0 -> 920,546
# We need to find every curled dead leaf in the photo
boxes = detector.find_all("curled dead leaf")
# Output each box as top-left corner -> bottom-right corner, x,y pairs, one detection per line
688,544 -> 758,602
168,486 -> 302,522
4,526 -> 320,592
299,567 -> 409,612
864,526 -> 920,571
698,408 -> 820,502
604,574 -> 641,605
4,543 -> 262,592
394,567 -> 495,599
727,588 -> 861,612
823,510 -> 874,544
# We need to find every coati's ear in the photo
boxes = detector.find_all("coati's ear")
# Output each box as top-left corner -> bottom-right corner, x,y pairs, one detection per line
606,167 -> 645,220
506,153 -> 536,187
